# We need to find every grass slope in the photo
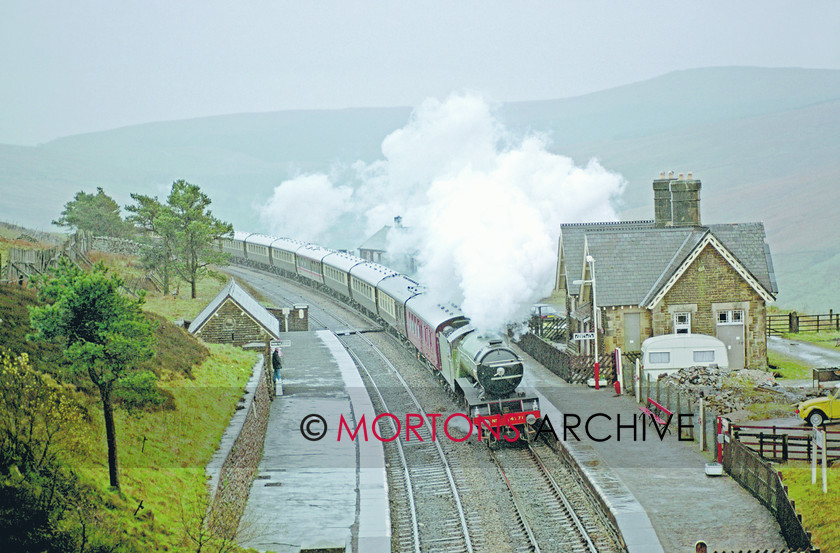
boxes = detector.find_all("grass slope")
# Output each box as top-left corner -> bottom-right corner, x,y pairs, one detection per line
0,261 -> 258,551
779,464 -> 840,553
73,343 -> 256,551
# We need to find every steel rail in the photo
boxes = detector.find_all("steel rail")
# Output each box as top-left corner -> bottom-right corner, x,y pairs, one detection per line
528,444 -> 599,553
346,331 -> 475,553
491,453 -> 541,553
342,345 -> 422,553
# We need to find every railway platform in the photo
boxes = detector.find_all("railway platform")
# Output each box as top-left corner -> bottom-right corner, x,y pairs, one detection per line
238,330 -> 389,553
515,344 -> 789,553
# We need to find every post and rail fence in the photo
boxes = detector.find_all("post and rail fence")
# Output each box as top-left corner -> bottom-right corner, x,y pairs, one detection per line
768,311 -> 840,336
731,423 -> 840,464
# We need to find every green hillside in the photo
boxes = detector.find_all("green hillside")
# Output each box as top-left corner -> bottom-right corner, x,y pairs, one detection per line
2,66 -> 838,310
0,274 -> 256,552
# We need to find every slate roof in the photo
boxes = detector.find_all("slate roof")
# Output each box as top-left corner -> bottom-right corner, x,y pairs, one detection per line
358,225 -> 390,252
560,220 -> 778,307
561,220 -> 659,297
189,279 -> 280,338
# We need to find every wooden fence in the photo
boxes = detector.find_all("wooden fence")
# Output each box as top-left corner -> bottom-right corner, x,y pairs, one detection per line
3,231 -> 95,284
513,332 -> 614,384
768,311 -> 840,335
732,424 -> 840,463
528,316 -> 566,342
722,439 -> 816,551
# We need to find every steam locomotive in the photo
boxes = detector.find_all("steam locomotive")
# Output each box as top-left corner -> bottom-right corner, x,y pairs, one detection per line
221,231 -> 541,445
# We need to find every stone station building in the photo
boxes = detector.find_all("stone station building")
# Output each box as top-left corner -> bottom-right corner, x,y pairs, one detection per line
556,172 -> 779,369
187,279 -> 280,346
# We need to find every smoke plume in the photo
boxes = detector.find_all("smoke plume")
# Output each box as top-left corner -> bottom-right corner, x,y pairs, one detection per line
257,93 -> 625,333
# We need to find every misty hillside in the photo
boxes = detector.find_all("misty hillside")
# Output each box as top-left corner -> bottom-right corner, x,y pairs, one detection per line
2,66 -> 839,310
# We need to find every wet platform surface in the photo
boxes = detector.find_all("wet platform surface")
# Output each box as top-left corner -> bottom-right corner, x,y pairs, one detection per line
514,344 -> 788,553
238,330 -> 389,553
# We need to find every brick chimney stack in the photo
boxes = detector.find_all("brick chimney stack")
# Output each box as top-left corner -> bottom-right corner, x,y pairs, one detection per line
653,172 -> 701,227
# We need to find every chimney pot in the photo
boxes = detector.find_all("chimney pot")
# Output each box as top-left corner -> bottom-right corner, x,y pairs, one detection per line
687,171 -> 693,180
678,172 -> 684,180
653,173 -> 702,227
659,171 -> 666,178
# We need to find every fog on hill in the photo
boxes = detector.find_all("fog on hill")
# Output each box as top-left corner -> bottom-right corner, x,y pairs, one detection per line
2,67 -> 839,311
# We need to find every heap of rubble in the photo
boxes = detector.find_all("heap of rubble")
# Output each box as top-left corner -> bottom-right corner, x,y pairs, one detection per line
657,365 -> 812,416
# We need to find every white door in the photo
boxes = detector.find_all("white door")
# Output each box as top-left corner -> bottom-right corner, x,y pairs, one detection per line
716,310 -> 745,369
624,313 -> 641,352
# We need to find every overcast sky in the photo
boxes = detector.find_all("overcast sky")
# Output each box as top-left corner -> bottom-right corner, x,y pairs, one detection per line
2,0 -> 838,145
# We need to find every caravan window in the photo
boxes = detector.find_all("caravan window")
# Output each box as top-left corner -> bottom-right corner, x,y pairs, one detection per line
693,350 -> 715,363
649,352 -> 670,364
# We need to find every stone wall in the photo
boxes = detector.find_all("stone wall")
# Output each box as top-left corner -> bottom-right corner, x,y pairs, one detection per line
193,299 -> 276,346
90,236 -> 147,256
208,355 -> 272,536
651,245 -> 767,368
602,307 -> 651,354
267,306 -> 309,332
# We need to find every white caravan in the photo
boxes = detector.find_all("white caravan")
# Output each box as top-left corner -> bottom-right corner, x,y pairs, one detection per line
640,333 -> 729,379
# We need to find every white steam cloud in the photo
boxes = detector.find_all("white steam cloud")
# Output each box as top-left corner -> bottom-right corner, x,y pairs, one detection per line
259,174 -> 353,242
257,93 -> 625,333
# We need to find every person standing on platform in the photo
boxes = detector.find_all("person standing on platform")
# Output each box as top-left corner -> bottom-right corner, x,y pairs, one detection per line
272,347 -> 283,381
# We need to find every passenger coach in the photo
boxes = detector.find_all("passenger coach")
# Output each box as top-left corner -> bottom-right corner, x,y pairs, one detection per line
295,244 -> 333,285
376,274 -> 422,336
244,233 -> 275,267
405,294 -> 465,372
349,262 -> 397,316
269,237 -> 305,274
222,231 -> 251,258
322,251 -> 365,299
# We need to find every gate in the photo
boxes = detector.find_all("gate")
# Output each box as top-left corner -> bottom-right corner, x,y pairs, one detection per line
528,316 -> 566,342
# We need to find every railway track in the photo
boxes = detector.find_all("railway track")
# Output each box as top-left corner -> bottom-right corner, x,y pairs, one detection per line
225,264 -> 623,552
491,442 -> 621,553
343,333 -> 476,553
227,265 -> 475,552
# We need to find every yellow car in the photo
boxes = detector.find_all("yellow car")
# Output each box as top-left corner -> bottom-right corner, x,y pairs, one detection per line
796,383 -> 840,426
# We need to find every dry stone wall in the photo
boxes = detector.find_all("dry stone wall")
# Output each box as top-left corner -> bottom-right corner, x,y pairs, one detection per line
90,235 -> 147,256
207,354 -> 273,537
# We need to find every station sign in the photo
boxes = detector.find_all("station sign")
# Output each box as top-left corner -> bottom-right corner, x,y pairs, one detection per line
573,332 -> 595,341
